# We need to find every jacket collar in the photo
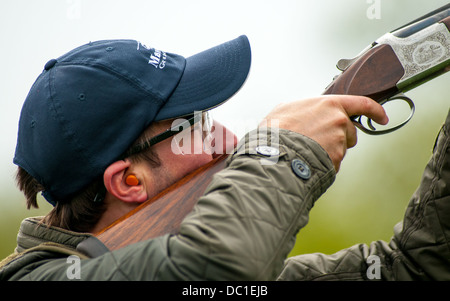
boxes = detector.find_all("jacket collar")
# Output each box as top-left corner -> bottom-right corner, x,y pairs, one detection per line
15,217 -> 93,253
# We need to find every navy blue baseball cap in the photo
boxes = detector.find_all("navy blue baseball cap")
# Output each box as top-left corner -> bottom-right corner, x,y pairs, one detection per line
14,35 -> 251,205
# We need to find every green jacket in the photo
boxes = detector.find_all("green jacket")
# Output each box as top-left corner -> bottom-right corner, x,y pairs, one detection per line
1,114 -> 450,280
278,110 -> 450,281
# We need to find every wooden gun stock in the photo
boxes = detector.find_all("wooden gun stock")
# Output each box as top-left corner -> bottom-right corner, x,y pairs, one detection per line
323,44 -> 404,101
96,154 -> 228,251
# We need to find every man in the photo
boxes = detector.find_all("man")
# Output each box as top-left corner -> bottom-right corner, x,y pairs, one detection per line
0,35 -> 447,280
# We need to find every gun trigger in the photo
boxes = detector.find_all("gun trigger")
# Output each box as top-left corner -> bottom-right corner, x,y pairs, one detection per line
352,93 -> 416,135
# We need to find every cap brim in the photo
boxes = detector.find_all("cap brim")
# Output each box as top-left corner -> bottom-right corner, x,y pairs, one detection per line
154,35 -> 251,121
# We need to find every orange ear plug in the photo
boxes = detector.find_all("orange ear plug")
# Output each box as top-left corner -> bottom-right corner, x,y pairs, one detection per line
125,174 -> 140,186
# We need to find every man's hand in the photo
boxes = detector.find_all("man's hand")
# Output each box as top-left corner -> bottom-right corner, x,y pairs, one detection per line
260,95 -> 388,171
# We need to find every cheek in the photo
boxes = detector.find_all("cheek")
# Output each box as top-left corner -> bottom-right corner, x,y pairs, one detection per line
173,153 -> 213,176
146,164 -> 174,199
156,140 -> 213,180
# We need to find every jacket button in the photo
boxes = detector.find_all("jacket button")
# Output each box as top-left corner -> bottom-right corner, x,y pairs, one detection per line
255,146 -> 280,156
291,159 -> 311,180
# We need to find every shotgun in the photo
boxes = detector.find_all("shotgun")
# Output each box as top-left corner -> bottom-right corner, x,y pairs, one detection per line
324,3 -> 450,135
96,5 -> 450,250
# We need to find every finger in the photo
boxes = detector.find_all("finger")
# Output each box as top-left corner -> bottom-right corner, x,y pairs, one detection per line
337,95 -> 389,126
346,118 -> 358,149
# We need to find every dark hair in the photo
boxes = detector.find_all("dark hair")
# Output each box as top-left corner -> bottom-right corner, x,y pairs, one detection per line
15,128 -> 161,233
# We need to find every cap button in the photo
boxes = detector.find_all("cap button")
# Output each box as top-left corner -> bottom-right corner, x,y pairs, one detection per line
44,59 -> 58,71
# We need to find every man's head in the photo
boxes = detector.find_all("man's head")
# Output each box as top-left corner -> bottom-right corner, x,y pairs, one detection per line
14,36 -> 251,231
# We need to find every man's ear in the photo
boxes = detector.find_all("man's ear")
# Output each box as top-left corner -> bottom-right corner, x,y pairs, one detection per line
103,160 -> 148,203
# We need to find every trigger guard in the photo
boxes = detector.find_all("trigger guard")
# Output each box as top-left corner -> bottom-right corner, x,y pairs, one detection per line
353,94 -> 415,135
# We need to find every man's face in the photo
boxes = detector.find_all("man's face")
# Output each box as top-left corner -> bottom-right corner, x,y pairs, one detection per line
140,116 -> 237,200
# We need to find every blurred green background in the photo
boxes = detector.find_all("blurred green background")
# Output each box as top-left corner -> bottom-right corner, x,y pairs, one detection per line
1,0 -> 449,260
